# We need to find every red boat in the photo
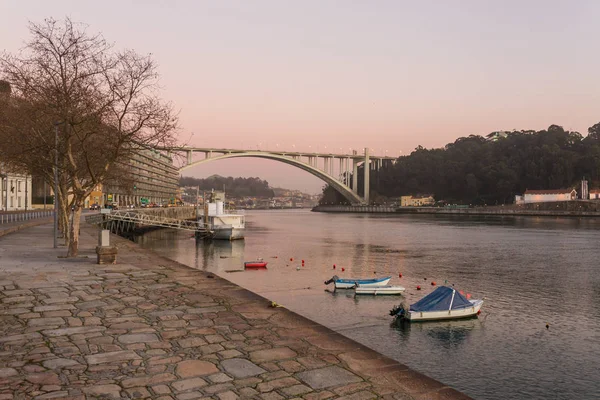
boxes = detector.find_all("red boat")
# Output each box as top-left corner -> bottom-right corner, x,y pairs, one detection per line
244,260 -> 268,269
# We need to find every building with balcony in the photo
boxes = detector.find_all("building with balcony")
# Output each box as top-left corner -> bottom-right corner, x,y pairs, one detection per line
102,149 -> 179,207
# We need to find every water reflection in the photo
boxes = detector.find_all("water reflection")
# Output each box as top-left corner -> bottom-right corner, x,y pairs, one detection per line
392,317 -> 481,348
195,239 -> 245,271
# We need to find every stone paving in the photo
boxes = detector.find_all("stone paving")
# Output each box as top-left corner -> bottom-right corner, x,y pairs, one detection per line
0,223 -> 471,400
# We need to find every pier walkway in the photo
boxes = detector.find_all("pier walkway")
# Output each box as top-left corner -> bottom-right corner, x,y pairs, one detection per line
0,223 -> 470,400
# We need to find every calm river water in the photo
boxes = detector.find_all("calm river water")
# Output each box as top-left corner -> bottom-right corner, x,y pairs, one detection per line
133,210 -> 600,400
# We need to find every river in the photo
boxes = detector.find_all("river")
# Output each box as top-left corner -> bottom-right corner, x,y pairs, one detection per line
133,209 -> 600,400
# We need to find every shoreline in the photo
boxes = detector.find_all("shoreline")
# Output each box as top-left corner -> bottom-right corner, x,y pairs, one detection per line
312,205 -> 600,217
0,221 -> 473,399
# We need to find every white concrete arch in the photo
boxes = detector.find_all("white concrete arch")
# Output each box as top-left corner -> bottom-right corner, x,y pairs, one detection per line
179,152 -> 364,204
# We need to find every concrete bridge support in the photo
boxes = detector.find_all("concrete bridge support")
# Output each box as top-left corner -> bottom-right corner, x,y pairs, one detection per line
364,147 -> 370,204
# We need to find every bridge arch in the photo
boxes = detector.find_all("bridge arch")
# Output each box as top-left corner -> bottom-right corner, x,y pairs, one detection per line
179,152 -> 364,204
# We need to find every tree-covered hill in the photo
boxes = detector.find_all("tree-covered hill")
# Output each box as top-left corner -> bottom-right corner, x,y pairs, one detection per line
180,175 -> 274,198
321,123 -> 600,205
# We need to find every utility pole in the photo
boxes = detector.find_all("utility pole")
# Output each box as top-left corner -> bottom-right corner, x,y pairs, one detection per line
53,122 -> 59,249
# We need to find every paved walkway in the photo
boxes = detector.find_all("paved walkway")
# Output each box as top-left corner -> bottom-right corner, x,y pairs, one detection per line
0,223 -> 471,400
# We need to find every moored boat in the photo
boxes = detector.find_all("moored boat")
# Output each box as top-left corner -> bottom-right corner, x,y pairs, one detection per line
355,285 -> 405,295
244,260 -> 268,269
324,275 -> 391,289
390,286 -> 483,321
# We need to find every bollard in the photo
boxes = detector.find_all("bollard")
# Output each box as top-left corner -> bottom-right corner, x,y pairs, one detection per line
96,229 -> 117,264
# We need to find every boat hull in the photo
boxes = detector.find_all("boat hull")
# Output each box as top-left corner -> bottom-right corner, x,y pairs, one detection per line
405,300 -> 483,321
334,277 -> 391,289
355,285 -> 405,295
212,227 -> 245,240
244,262 -> 267,269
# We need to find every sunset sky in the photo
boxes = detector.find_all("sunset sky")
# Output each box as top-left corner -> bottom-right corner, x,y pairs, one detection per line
3,1 -> 599,193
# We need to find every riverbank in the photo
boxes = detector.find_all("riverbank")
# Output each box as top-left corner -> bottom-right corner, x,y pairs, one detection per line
0,222 -> 470,399
313,203 -> 600,217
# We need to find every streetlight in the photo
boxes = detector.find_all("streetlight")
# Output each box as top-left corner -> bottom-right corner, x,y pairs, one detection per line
53,121 -> 62,249
53,121 -> 69,248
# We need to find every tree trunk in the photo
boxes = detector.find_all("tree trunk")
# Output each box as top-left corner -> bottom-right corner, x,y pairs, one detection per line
67,204 -> 82,257
57,186 -> 70,245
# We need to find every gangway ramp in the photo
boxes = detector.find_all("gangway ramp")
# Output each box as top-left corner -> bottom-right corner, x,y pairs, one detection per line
85,210 -> 212,236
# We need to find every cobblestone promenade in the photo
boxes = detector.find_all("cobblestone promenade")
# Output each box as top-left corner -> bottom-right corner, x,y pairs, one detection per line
0,223 -> 470,400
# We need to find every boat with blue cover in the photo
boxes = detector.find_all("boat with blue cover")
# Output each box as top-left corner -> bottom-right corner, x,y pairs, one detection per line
324,275 -> 391,289
390,286 -> 483,321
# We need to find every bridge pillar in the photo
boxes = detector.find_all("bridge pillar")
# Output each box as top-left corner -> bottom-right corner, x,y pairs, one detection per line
187,151 -> 192,165
364,148 -> 370,204
352,159 -> 358,194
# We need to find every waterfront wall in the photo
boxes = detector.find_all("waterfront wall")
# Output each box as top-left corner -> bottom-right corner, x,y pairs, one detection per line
313,205 -> 396,213
313,203 -> 600,217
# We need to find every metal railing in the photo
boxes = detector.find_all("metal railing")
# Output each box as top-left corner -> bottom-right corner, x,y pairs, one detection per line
85,210 -> 212,235
0,210 -> 54,225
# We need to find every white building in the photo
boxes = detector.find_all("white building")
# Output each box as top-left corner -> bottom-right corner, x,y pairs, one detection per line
522,189 -> 577,203
0,171 -> 33,211
590,189 -> 600,200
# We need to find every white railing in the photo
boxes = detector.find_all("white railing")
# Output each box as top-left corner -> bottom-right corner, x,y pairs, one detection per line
0,210 -> 54,225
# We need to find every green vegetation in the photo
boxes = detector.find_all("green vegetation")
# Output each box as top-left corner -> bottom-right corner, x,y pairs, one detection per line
321,123 -> 600,205
180,175 -> 274,198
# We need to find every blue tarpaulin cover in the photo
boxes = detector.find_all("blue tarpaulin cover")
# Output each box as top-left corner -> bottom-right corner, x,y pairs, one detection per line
410,286 -> 472,312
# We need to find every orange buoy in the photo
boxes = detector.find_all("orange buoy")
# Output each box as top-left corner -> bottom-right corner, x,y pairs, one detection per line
466,293 -> 471,299
416,285 -> 421,290
431,281 -> 436,286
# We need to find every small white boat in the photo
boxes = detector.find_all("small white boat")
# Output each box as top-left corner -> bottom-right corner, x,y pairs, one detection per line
355,285 -> 405,295
391,286 -> 483,322
324,275 -> 391,289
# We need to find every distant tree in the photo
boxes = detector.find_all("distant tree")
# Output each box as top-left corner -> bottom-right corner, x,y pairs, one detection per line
323,122 -> 600,205
180,175 -> 275,198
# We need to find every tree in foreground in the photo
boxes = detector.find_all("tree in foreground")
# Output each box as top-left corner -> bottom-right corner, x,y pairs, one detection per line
0,18 -> 178,256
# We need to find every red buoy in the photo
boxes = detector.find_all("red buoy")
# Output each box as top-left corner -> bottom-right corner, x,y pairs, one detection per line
477,310 -> 481,315
341,267 -> 345,272
459,290 -> 465,295
302,259 -> 304,263
466,293 -> 471,299
417,285 -> 421,290
290,258 -> 293,261
431,281 -> 436,286
333,265 -> 336,269
399,273 -> 402,278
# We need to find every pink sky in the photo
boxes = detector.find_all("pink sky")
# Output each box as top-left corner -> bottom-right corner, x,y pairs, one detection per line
2,1 -> 599,193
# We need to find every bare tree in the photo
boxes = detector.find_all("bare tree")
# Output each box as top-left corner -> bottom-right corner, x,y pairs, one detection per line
0,18 -> 178,256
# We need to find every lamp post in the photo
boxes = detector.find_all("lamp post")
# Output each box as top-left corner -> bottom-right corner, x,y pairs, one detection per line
53,122 -> 62,249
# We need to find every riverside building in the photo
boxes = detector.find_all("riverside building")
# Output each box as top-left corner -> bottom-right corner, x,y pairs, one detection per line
0,167 -> 32,211
102,149 -> 179,207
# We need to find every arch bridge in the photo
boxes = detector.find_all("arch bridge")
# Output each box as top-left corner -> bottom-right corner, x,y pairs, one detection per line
162,147 -> 396,205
